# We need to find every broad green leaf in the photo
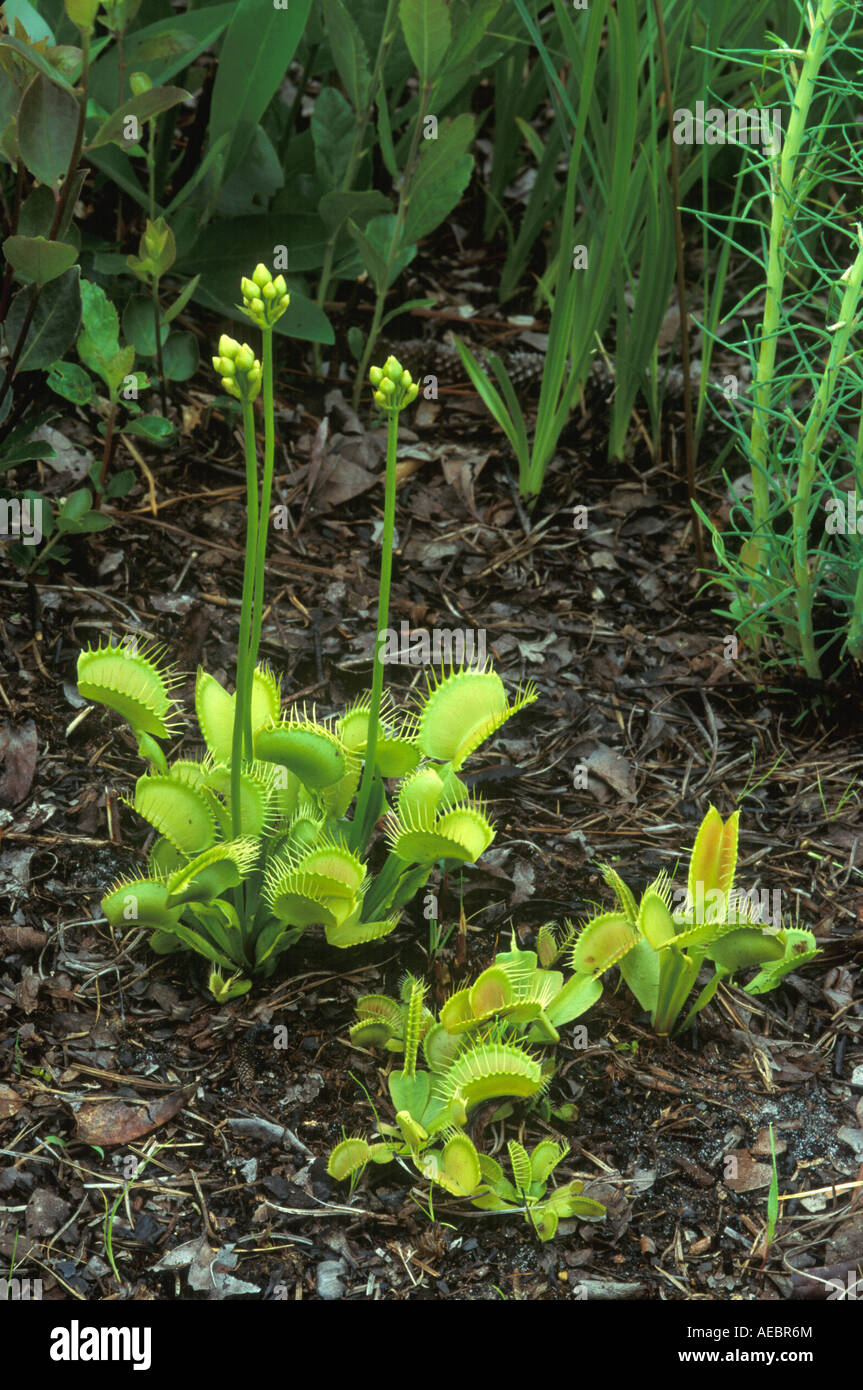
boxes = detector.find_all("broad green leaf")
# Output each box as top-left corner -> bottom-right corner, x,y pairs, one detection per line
179,212 -> 329,278
56,487 -> 95,529
87,7 -> 232,116
190,279 -> 333,346
78,280 -> 128,392
5,268 -> 81,371
318,189 -> 391,235
17,74 -> 79,187
323,0 -> 372,111
6,0 -> 54,44
208,0 -> 313,182
105,468 -> 135,499
121,415 -> 174,443
86,85 -> 188,149
214,125 -> 283,218
311,84 -> 355,192
46,359 -> 94,404
399,0 -> 451,83
64,0 -> 100,32
18,179 -> 83,242
162,331 -> 198,382
347,214 -> 416,294
403,113 -> 474,244
3,235 -> 77,286
122,296 -> 168,357
345,218 -> 389,292
0,36 -> 75,92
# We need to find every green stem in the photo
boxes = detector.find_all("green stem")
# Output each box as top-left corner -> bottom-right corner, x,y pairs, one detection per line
845,393 -> 863,660
790,237 -> 863,678
248,329 -> 275,686
231,397 -> 260,838
152,279 -> 168,416
352,406 -> 399,847
747,0 -> 838,594
352,82 -> 431,411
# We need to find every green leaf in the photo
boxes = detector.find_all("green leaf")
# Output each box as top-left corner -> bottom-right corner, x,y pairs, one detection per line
179,212 -> 329,278
17,74 -> 79,188
162,330 -> 198,382
162,273 -> 201,326
345,217 -> 389,293
403,112 -> 474,244
163,133 -> 230,218
56,487 -> 111,533
318,189 -> 391,235
121,415 -> 175,443
64,0 -> 100,33
122,296 -> 167,357
78,278 -> 123,383
191,278 -> 333,346
347,325 -> 364,361
5,268 -> 81,372
323,0 -> 372,110
399,0 -> 451,83
46,360 -> 94,404
86,85 -> 189,149
0,36 -> 75,92
376,80 -> 397,178
105,468 -> 135,500
208,0 -> 313,183
87,7 -> 232,112
6,1 -> 54,45
3,235 -> 78,287
311,84 -> 355,191
347,213 -> 416,294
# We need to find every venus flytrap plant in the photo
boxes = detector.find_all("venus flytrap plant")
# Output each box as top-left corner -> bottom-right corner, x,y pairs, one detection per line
571,807 -> 820,1036
77,303 -> 534,1000
351,355 -> 418,854
329,947 -> 606,1239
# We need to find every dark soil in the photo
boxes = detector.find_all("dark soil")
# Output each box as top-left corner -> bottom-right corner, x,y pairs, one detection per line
1,282 -> 862,1305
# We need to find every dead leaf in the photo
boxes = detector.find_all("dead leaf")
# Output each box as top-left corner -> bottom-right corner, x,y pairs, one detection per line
0,1084 -> 25,1121
25,1187 -> 71,1238
0,720 -> 38,807
724,1149 -> 773,1192
151,1235 -> 260,1297
13,966 -> 40,1014
585,744 -> 636,802
73,1085 -> 195,1146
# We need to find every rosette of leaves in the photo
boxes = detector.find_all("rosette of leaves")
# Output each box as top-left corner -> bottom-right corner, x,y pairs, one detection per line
571,807 -> 821,1036
331,978 -> 605,1242
470,1138 -> 605,1243
77,641 -> 535,999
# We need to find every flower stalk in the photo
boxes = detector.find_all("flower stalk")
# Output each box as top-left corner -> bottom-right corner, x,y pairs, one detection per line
351,356 -> 418,850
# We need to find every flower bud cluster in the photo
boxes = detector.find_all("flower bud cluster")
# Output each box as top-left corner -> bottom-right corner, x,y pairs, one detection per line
240,263 -> 290,329
369,355 -> 419,412
211,334 -> 262,402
